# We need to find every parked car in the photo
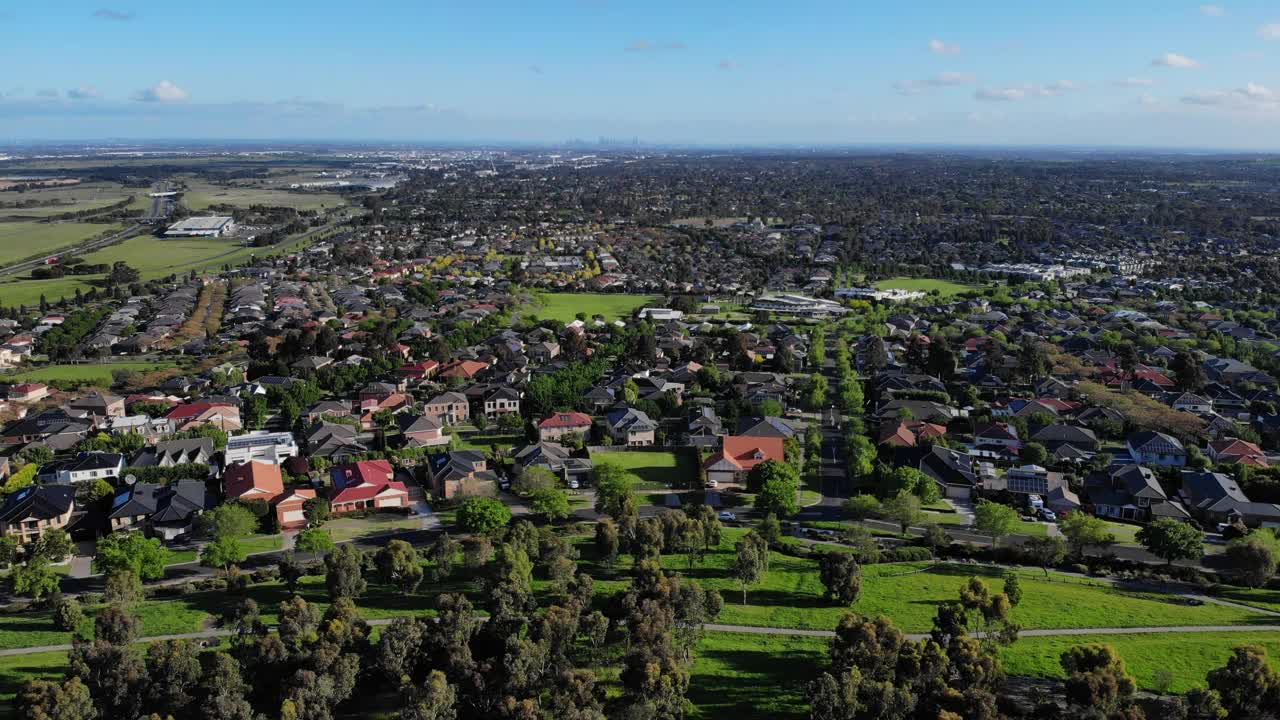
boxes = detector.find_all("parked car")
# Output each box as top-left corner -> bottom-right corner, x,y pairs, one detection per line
704,479 -> 719,489
567,479 -> 580,490
718,511 -> 737,521
1039,509 -> 1057,522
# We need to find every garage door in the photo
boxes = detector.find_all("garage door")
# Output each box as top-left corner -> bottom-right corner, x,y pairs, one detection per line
281,510 -> 305,523
380,496 -> 403,508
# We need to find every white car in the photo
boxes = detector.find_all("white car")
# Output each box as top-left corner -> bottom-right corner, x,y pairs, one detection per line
718,511 -> 737,521
704,479 -> 719,489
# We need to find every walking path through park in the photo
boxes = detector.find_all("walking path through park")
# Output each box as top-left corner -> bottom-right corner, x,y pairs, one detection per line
7,620 -> 1280,658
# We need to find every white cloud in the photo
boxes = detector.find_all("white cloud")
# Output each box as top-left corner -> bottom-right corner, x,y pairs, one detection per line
1181,82 -> 1278,109
624,39 -> 687,52
93,8 -> 135,21
928,38 -> 960,55
717,59 -> 742,71
1260,23 -> 1280,40
132,80 -> 189,103
1115,77 -> 1155,87
1152,52 -> 1201,68
1200,4 -> 1226,16
893,71 -> 974,94
975,87 -> 1025,101
973,81 -> 1082,101
67,85 -> 101,100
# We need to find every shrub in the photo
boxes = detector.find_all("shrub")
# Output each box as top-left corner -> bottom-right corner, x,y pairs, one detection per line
52,596 -> 83,631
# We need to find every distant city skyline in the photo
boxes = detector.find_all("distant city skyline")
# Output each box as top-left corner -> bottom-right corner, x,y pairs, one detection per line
4,1 -> 1280,148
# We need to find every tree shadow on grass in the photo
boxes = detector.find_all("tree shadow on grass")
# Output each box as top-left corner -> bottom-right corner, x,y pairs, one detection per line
688,644 -> 826,720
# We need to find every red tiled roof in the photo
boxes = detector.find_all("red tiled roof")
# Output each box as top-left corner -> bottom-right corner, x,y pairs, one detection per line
166,401 -> 237,420
225,461 -> 284,500
539,412 -> 593,429
704,436 -> 785,471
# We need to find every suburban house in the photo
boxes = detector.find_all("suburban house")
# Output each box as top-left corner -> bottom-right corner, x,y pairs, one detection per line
974,422 -> 1023,452
684,406 -> 725,448
514,442 -> 594,485
109,415 -> 177,441
166,402 -> 243,432
305,421 -> 368,461
8,383 -> 49,404
893,445 -> 978,500
736,416 -> 797,440
0,484 -> 75,545
704,435 -> 786,486
67,391 -> 126,419
132,438 -> 216,468
397,413 -> 450,447
328,460 -> 409,514
108,481 -> 212,540
273,486 -> 317,529
224,461 -> 285,503
424,391 -> 470,424
1126,431 -> 1187,467
537,412 -> 593,442
878,420 -> 947,448
1180,470 -> 1280,528
39,452 -> 126,484
224,431 -> 300,465
1084,464 -> 1189,522
1029,424 -> 1099,454
428,450 -> 497,500
1207,438 -> 1269,467
605,406 -> 658,446
478,386 -> 522,417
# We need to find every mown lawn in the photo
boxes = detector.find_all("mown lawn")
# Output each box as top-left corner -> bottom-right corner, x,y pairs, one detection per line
591,450 -> 696,489
573,529 -> 1268,633
1,361 -> 175,386
530,292 -> 661,323
1001,632 -> 1280,694
0,222 -> 122,266
0,599 -> 208,651
873,277 -> 975,297
689,632 -> 825,720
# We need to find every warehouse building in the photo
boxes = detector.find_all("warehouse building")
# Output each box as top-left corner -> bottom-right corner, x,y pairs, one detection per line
165,216 -> 236,237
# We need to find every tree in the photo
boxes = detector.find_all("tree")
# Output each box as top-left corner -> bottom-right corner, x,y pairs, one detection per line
32,528 -> 73,563
201,536 -> 247,573
324,543 -> 367,599
92,531 -> 170,580
428,532 -> 460,581
199,504 -> 258,541
145,639 -> 203,718
401,670 -> 457,720
294,527 -> 336,556
755,476 -> 800,518
376,539 -> 424,594
973,500 -> 1019,547
881,493 -> 923,537
457,496 -> 512,534
1136,518 -> 1204,565
1206,645 -> 1280,719
818,552 -> 863,605
747,459 -> 799,494
732,532 -> 768,605
16,677 -> 96,720
513,465 -> 557,497
843,494 -> 881,520
845,435 -> 876,480
1225,531 -> 1279,588
0,535 -> 16,569
53,595 -> 84,632
595,519 -> 620,565
1058,512 -> 1116,559
593,462 -> 637,520
530,486 -> 572,522
1023,536 -> 1067,576
1172,351 -> 1207,392
1021,442 -> 1048,466
11,557 -> 60,600
1061,644 -> 1138,716
104,569 -> 143,606
278,551 -> 306,592
303,497 -> 331,526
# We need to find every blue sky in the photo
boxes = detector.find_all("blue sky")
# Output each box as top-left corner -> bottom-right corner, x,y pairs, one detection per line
3,1 -> 1280,147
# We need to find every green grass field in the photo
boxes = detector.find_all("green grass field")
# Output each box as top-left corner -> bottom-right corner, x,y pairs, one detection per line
1001,632 -> 1280,694
183,186 -> 345,211
0,222 -> 123,266
874,277 -> 974,297
1,361 -> 175,385
689,632 -> 826,720
530,292 -> 661,322
591,450 -> 697,489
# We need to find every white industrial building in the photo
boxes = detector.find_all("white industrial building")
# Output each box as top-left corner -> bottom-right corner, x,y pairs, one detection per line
165,216 -> 237,237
